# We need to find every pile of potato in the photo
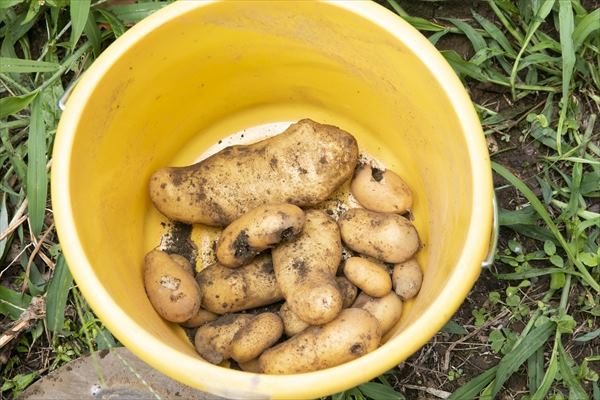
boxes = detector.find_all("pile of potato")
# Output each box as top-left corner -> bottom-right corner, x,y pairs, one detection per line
144,119 -> 423,374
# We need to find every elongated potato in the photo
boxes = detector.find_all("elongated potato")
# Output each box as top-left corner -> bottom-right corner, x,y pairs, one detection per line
216,204 -> 305,268
353,292 -> 403,335
230,313 -> 283,363
259,308 -> 381,374
279,302 -> 309,337
149,119 -> 359,226
181,308 -> 218,328
144,249 -> 201,323
272,210 -> 343,325
343,257 -> 392,298
336,276 -> 358,308
393,259 -> 423,300
339,208 -> 419,263
196,254 -> 283,314
351,165 -> 412,214
194,314 -> 253,364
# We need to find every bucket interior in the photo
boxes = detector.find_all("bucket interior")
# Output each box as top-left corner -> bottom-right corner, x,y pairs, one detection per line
58,1 -> 486,397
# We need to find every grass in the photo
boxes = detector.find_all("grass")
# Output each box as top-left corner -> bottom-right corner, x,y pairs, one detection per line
1,0 -> 599,399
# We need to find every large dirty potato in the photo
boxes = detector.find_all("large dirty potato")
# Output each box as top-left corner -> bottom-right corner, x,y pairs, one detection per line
216,204 -> 305,268
143,249 -> 201,323
230,312 -> 283,363
259,308 -> 381,374
149,119 -> 359,226
196,254 -> 283,314
339,208 -> 419,263
272,210 -> 343,325
194,314 -> 253,365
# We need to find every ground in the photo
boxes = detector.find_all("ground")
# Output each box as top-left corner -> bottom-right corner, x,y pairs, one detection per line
0,1 -> 598,399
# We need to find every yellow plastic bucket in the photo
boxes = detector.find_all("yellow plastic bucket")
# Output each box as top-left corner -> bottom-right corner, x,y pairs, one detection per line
52,1 -> 493,398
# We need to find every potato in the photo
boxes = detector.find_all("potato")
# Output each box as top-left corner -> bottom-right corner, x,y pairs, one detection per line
238,358 -> 261,373
230,312 -> 283,363
194,314 -> 253,364
343,257 -> 391,298
181,308 -> 218,328
169,254 -> 195,276
149,119 -> 358,226
196,254 -> 283,314
272,210 -> 343,325
338,208 -> 419,263
392,259 -> 423,300
351,164 -> 412,214
143,249 -> 201,323
353,292 -> 403,335
279,302 -> 309,337
259,308 -> 381,374
335,276 -> 358,308
216,204 -> 305,268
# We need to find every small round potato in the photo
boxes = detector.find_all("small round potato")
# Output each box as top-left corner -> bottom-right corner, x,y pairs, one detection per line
353,292 -> 403,336
196,254 -> 283,314
351,165 -> 413,214
338,208 -> 419,263
259,308 -> 381,374
181,308 -> 218,328
216,204 -> 305,268
335,276 -> 358,308
343,257 -> 392,297
238,358 -> 261,373
194,314 -> 253,364
144,249 -> 201,323
393,259 -> 423,300
279,302 -> 309,337
230,312 -> 284,363
272,210 -> 343,325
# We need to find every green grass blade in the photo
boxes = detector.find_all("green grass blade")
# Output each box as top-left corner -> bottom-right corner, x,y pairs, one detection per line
0,92 -> 38,119
447,18 -> 487,52
26,95 -> 48,238
0,286 -> 32,320
492,162 -> 600,292
70,0 -> 91,49
531,335 -> 559,400
358,382 -> 405,400
449,366 -> 499,399
495,268 -> 582,280
0,194 -> 8,260
472,10 -> 516,56
528,347 -> 544,393
107,2 -> 169,25
558,341 -> 590,400
509,0 -> 555,99
0,57 -> 59,73
441,50 -> 488,81
46,255 -> 73,335
556,0 -> 576,154
491,321 -> 555,397
0,0 -> 25,8
573,8 -> 600,50
84,9 -> 101,57
574,328 -> 600,343
96,8 -> 125,38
